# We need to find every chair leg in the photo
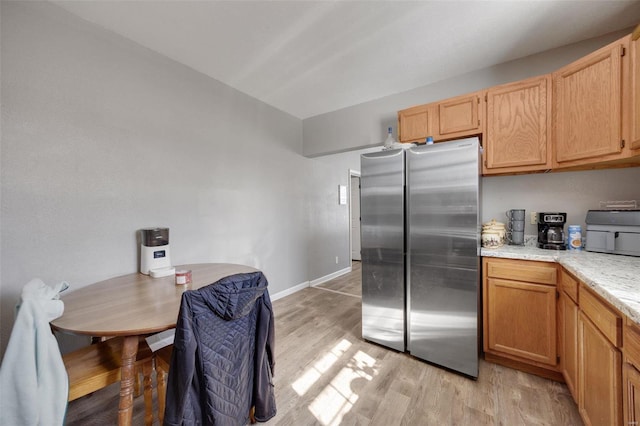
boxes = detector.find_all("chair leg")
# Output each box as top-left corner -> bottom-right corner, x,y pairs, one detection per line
134,366 -> 142,397
249,406 -> 256,424
141,360 -> 154,426
157,365 -> 167,424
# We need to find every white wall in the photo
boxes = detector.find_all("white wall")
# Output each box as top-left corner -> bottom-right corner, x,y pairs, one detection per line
307,147 -> 379,280
0,2 -> 313,356
482,168 -> 640,236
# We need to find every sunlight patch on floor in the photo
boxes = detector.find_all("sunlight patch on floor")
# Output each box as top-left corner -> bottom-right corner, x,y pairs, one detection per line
292,339 -> 352,396
308,350 -> 378,425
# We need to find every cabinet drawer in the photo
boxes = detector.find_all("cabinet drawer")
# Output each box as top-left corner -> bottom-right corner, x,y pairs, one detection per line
625,319 -> 640,368
486,259 -> 557,285
580,285 -> 622,347
560,269 -> 579,303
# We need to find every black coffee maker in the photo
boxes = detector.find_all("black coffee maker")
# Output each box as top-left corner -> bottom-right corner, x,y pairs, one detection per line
537,212 -> 567,250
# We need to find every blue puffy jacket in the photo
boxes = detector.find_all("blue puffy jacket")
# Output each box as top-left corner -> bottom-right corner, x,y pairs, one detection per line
163,271 -> 276,425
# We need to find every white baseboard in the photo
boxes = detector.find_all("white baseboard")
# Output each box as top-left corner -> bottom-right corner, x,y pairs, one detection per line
269,266 -> 354,301
270,280 -> 309,301
310,266 -> 352,287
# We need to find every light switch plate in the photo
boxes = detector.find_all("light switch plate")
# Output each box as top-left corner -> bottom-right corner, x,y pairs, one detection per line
338,185 -> 347,205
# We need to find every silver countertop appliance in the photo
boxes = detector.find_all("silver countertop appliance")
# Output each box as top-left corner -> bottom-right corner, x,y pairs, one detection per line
585,210 -> 640,257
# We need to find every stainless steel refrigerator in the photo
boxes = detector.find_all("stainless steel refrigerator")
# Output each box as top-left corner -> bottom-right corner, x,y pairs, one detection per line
360,137 -> 481,378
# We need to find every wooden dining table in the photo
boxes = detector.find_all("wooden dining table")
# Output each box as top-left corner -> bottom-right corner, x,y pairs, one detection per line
50,263 -> 258,426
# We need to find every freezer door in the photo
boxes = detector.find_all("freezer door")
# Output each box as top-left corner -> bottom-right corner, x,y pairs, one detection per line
360,149 -> 405,352
407,138 -> 480,378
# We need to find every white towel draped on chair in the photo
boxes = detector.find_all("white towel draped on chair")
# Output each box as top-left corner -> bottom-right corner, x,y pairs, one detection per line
0,278 -> 69,426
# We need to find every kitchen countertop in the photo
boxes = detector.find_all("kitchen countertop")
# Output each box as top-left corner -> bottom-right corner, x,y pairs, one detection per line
481,245 -> 640,324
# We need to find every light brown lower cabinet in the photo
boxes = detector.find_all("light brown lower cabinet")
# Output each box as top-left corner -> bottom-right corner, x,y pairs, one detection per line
578,310 -> 622,426
624,319 -> 640,426
486,278 -> 557,364
483,258 -> 559,373
559,288 -> 579,401
483,259 -> 635,426
624,363 -> 640,426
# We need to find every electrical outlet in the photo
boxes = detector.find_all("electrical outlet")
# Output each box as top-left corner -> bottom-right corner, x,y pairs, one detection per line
531,212 -> 537,225
335,256 -> 339,264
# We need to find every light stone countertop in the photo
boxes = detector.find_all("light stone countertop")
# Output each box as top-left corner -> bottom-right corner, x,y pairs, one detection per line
481,245 -> 640,324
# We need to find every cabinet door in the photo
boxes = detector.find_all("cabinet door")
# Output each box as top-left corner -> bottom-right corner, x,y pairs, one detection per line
560,268 -> 579,304
398,104 -> 434,142
486,278 -> 557,365
484,76 -> 551,174
560,290 -> 579,401
437,92 -> 482,139
631,29 -> 640,151
578,312 -> 622,426
624,319 -> 640,426
554,39 -> 626,166
624,364 -> 640,426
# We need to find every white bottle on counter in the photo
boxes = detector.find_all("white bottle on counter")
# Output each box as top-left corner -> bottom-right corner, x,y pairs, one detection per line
383,127 -> 395,149
568,225 -> 582,250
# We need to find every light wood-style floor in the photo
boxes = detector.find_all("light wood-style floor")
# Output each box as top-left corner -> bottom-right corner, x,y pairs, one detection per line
65,261 -> 582,425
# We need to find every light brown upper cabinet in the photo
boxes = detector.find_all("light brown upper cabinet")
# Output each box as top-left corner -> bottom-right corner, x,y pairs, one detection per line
553,36 -> 629,168
484,75 -> 552,175
436,91 -> 483,140
398,92 -> 483,143
397,28 -> 640,175
631,27 -> 640,151
398,104 -> 436,143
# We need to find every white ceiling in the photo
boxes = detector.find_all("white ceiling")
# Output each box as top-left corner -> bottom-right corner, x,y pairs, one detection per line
53,1 -> 640,119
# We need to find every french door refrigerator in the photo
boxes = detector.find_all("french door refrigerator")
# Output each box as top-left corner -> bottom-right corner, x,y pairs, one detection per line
360,137 -> 481,378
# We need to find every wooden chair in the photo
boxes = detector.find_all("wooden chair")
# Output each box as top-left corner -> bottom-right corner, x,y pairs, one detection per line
154,344 -> 173,425
62,336 -> 155,425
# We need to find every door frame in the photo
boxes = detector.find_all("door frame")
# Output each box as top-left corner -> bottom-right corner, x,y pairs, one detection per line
348,169 -> 361,266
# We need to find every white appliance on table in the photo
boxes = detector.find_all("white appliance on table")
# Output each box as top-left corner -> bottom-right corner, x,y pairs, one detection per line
140,227 -> 175,277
